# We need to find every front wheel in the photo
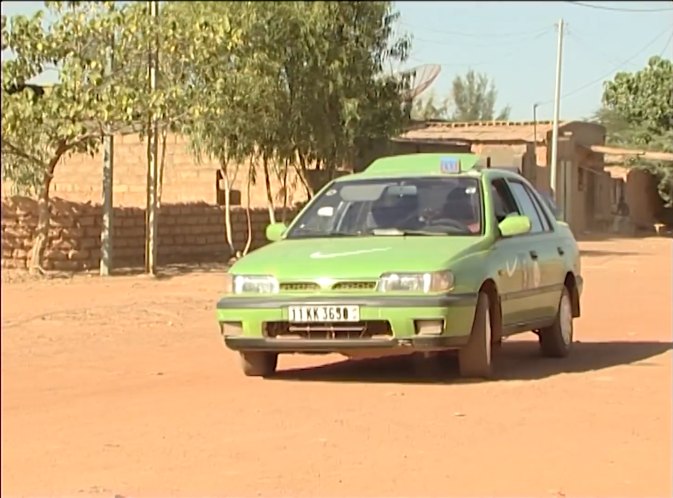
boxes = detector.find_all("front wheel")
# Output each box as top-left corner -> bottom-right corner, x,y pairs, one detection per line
239,352 -> 278,377
458,291 -> 493,379
538,287 -> 574,358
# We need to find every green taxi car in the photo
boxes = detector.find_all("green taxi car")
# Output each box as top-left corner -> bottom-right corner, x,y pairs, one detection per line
216,153 -> 583,379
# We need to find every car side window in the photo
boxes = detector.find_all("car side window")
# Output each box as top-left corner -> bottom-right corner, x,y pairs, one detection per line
491,178 -> 520,223
507,181 -> 546,234
526,187 -> 553,231
525,186 -> 555,230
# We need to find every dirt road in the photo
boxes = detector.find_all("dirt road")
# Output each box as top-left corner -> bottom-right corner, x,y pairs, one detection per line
2,236 -> 671,497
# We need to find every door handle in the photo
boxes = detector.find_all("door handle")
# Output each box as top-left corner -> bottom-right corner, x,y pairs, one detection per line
529,250 -> 539,259
557,246 -> 565,256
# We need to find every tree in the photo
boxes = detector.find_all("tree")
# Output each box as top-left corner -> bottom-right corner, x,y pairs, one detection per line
307,1 -> 411,176
602,56 -> 673,142
597,56 -> 673,206
2,0 -> 413,270
410,91 -> 451,121
450,69 -> 510,122
2,2 -> 242,272
112,1 -> 244,270
179,1 -> 411,259
1,2 -> 139,273
162,1 -> 262,259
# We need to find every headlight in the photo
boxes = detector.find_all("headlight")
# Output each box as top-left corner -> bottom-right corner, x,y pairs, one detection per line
232,275 -> 279,294
377,270 -> 454,293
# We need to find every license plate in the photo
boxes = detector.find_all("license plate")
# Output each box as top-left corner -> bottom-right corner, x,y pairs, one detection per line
288,305 -> 360,323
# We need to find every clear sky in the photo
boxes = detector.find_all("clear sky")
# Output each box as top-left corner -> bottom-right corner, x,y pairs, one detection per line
2,1 -> 673,122
395,1 -> 673,120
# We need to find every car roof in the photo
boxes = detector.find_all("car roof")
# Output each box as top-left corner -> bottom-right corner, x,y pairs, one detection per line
334,153 -> 525,183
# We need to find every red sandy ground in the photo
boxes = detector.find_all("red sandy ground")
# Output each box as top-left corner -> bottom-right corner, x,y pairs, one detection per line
1,236 -> 671,498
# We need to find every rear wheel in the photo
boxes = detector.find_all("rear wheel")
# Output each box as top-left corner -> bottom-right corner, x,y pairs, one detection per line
458,292 -> 493,379
239,352 -> 278,377
538,286 -> 573,358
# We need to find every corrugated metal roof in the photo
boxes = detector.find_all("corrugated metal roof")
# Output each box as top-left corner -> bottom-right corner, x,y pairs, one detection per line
397,120 -> 569,144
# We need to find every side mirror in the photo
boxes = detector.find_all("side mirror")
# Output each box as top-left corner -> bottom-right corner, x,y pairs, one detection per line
265,222 -> 287,242
498,215 -> 531,238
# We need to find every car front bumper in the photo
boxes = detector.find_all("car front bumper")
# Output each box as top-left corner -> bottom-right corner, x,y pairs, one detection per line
216,293 -> 478,354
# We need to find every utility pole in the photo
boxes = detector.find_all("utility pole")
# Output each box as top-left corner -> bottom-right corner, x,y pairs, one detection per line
532,102 -> 540,166
100,39 -> 114,277
550,18 -> 565,206
145,0 -> 159,275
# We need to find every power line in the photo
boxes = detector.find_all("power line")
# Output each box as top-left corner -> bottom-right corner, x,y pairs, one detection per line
564,1 -> 673,13
537,27 -> 673,106
659,30 -> 673,57
398,21 -> 552,39
411,27 -> 551,50
408,29 -> 553,69
566,30 -> 641,69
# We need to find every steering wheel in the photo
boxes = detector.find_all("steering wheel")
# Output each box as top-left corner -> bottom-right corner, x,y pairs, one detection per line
426,217 -> 472,232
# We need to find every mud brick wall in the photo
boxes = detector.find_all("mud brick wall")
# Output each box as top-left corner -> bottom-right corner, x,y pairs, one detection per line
1,132 -> 311,209
1,196 -> 295,272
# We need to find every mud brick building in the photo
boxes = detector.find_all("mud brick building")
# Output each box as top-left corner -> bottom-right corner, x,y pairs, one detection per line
2,120 -> 664,272
1,132 -> 307,271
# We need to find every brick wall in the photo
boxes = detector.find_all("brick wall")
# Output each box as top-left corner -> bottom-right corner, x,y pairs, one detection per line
1,132 -> 310,209
0,131 -> 320,272
1,196 -> 296,271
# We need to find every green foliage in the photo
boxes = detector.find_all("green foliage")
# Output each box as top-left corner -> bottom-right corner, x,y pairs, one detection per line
410,91 -> 451,121
174,1 -> 411,177
602,56 -> 673,143
112,2 -> 243,137
597,56 -> 673,206
408,70 -> 509,122
1,1 -> 139,271
1,0 -> 412,265
2,1 -> 131,196
169,1 -> 411,255
450,69 -> 510,122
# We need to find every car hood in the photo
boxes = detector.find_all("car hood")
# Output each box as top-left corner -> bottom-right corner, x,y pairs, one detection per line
230,236 -> 485,280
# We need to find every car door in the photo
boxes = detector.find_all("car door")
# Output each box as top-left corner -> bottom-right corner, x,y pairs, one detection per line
489,177 -> 532,328
528,183 -> 569,316
506,179 -> 563,322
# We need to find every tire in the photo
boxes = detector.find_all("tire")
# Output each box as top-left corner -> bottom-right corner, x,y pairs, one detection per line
239,352 -> 278,377
458,291 -> 493,379
538,286 -> 573,358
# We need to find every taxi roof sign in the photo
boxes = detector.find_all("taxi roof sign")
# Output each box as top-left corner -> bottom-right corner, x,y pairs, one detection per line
357,153 -> 482,178
440,156 -> 461,174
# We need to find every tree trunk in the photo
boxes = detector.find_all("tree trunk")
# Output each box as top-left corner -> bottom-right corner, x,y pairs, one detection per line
243,164 -> 253,256
157,125 -> 168,208
281,157 -> 290,224
220,166 -> 236,262
262,155 -> 276,225
296,152 -> 314,198
327,156 -> 337,181
28,160 -> 58,274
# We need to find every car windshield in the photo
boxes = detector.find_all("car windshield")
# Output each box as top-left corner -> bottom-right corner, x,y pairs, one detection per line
287,177 -> 482,239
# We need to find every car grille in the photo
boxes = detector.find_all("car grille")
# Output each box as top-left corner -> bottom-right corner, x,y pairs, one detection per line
264,320 -> 392,340
278,281 -> 377,292
331,281 -> 377,291
279,282 -> 321,292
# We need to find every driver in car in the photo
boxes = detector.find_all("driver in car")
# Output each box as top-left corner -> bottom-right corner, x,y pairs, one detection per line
434,187 -> 481,234
369,193 -> 423,231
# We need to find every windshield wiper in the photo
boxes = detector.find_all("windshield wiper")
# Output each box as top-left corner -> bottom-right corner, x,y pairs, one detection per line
327,230 -> 365,237
370,228 -> 451,236
292,230 -> 365,238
